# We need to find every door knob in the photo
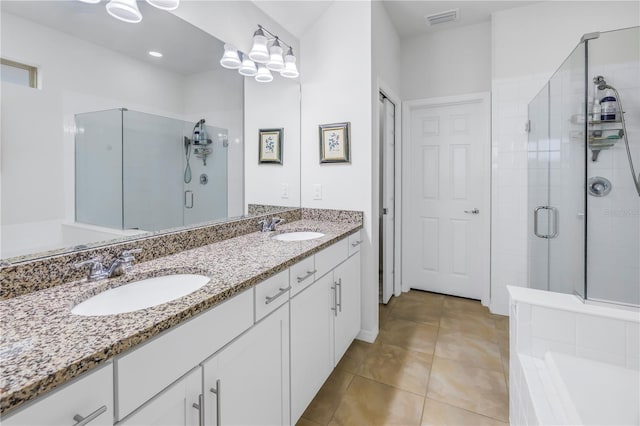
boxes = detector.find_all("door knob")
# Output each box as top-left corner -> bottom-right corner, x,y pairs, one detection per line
464,208 -> 480,214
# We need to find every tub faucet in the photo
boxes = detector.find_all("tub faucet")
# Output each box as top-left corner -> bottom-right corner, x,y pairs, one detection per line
259,217 -> 285,232
74,248 -> 142,281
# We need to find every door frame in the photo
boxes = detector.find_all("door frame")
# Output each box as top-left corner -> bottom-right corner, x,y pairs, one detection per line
401,92 -> 492,306
377,78 -> 403,299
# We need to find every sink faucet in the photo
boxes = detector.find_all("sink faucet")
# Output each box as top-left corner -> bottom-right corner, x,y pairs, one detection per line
74,248 -> 142,281
259,217 -> 285,232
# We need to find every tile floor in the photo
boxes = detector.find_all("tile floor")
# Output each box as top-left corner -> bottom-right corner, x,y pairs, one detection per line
297,290 -> 510,426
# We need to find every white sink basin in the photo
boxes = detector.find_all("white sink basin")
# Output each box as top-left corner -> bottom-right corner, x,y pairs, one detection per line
272,231 -> 325,242
71,274 -> 210,316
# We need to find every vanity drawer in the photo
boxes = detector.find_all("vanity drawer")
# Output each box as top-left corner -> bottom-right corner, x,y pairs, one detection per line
255,269 -> 290,321
3,363 -> 113,426
348,231 -> 363,256
315,238 -> 349,279
114,289 -> 253,421
290,255 -> 316,297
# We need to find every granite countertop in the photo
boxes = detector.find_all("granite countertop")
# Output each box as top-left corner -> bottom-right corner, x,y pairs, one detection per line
0,219 -> 362,415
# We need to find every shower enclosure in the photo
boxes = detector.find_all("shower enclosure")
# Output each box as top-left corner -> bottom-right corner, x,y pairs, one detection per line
528,27 -> 640,307
75,108 -> 228,232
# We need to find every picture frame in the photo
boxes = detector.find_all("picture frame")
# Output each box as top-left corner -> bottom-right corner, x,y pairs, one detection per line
319,122 -> 350,163
258,128 -> 283,164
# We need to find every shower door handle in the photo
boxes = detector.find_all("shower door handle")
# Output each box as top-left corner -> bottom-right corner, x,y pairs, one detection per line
185,190 -> 194,209
534,206 -> 559,239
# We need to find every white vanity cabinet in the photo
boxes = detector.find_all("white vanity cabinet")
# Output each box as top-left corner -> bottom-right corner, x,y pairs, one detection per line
332,253 -> 361,363
202,303 -> 290,426
2,363 -> 113,426
119,367 -> 201,426
290,232 -> 362,423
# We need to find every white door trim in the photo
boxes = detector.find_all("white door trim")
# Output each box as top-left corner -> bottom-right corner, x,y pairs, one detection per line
402,92 -> 491,307
377,78 -> 403,299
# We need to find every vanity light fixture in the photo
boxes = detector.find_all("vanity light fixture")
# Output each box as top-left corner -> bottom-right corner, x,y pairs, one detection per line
219,25 -> 298,82
238,54 -> 258,77
255,64 -> 274,83
106,0 -> 142,23
220,44 -> 242,69
78,0 -> 180,23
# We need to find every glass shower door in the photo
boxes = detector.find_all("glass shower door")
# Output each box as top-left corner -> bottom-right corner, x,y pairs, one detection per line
528,84 -> 551,291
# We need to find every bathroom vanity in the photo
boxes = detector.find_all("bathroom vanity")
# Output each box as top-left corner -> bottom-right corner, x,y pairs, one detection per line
0,210 -> 363,426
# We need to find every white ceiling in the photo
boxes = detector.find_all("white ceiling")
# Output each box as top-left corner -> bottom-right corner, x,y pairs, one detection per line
251,0 -> 334,39
1,1 -> 223,75
382,1 -> 539,38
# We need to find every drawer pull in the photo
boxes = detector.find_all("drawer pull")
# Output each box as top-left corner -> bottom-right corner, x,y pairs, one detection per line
265,286 -> 291,304
191,394 -> 205,426
351,240 -> 362,247
210,379 -> 221,426
72,405 -> 107,426
296,269 -> 317,283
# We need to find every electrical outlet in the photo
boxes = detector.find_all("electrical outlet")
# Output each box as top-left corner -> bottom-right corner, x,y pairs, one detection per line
281,183 -> 289,199
313,184 -> 322,200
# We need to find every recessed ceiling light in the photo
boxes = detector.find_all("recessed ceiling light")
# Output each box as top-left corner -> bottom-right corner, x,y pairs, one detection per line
148,51 -> 163,58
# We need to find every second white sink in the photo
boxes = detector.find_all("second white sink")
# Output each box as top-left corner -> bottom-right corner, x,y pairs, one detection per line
71,274 -> 210,316
272,231 -> 325,242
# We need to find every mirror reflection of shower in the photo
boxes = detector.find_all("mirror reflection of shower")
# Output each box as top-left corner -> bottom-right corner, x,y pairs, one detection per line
590,75 -> 640,197
75,108 -> 229,232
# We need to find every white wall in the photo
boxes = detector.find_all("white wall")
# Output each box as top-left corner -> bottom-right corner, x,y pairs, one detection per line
244,77 -> 301,211
400,21 -> 491,100
490,0 -> 640,315
300,1 -> 376,341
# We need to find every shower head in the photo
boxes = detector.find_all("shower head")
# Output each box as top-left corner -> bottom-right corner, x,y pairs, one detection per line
593,75 -> 612,91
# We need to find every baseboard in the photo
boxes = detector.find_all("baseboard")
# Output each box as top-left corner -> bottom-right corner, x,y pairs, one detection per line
356,328 -> 378,343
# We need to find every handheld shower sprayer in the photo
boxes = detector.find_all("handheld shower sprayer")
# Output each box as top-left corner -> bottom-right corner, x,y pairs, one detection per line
592,76 -> 640,197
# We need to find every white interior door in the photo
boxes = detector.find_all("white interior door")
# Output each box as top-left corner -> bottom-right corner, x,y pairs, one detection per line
403,94 -> 490,301
381,96 -> 395,304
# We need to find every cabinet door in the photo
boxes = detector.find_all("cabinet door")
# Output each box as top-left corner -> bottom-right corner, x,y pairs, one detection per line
2,364 -> 113,426
203,304 -> 290,426
333,253 -> 361,363
119,367 -> 201,426
290,273 -> 334,423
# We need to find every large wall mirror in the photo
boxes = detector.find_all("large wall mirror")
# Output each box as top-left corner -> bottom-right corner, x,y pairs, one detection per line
0,1 -> 301,263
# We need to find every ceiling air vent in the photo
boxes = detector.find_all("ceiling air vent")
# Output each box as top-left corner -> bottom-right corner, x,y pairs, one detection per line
424,8 -> 459,26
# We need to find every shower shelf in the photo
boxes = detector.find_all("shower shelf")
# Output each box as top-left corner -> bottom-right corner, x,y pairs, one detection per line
569,111 -> 625,125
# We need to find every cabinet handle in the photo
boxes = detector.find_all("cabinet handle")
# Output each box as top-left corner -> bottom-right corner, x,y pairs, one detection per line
72,405 -> 107,426
296,269 -> 317,283
336,278 -> 342,313
192,394 -> 204,426
331,284 -> 338,317
265,286 -> 291,305
351,240 -> 362,247
210,379 -> 221,426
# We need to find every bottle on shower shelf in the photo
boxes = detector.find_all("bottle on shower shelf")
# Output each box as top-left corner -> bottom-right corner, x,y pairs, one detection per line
600,89 -> 617,121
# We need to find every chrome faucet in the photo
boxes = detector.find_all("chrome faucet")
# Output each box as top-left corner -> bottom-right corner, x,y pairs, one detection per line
74,248 -> 142,281
259,217 -> 285,232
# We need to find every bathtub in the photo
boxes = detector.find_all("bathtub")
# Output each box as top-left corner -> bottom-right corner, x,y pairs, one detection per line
545,352 -> 639,425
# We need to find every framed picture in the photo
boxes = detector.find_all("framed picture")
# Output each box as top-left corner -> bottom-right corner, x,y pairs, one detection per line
319,122 -> 350,163
258,128 -> 283,164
